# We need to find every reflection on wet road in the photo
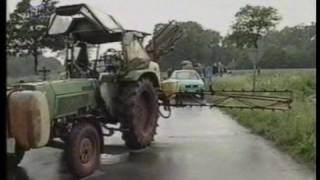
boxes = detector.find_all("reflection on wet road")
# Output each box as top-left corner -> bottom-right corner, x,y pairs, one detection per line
8,108 -> 315,180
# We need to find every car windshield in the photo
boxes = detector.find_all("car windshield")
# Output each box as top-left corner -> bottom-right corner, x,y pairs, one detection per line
172,71 -> 200,80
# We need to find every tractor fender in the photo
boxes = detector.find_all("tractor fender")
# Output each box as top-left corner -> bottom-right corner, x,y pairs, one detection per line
122,62 -> 161,88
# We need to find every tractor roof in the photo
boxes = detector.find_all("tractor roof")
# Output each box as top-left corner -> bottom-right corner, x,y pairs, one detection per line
48,4 -> 127,44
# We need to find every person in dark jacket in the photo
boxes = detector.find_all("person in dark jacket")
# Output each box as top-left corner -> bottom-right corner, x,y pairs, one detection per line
75,42 -> 89,72
167,67 -> 173,77
212,63 -> 218,75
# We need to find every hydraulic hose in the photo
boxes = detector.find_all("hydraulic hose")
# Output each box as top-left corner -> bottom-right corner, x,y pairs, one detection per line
158,103 -> 171,119
158,92 -> 172,119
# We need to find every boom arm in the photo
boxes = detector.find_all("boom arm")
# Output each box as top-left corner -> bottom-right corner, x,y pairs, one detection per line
158,88 -> 293,118
146,21 -> 184,62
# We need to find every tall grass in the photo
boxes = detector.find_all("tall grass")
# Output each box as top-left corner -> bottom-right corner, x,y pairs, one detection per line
212,69 -> 316,166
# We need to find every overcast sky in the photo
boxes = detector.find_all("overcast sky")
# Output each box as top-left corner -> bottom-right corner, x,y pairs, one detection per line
7,0 -> 316,36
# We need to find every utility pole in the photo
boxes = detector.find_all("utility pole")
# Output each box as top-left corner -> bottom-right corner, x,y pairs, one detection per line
252,47 -> 258,91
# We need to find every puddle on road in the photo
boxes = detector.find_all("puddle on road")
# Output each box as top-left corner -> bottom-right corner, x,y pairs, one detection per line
100,145 -> 151,165
100,153 -> 129,165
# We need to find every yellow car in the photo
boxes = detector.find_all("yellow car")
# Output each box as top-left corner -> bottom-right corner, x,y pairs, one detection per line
161,70 -> 205,96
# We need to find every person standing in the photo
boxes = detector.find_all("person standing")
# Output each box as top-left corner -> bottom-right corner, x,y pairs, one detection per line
167,67 -> 173,78
212,63 -> 217,74
212,62 -> 218,79
204,65 -> 213,89
217,62 -> 223,77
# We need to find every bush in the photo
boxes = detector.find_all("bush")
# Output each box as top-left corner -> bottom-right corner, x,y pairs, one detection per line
7,55 -> 63,85
7,55 -> 63,78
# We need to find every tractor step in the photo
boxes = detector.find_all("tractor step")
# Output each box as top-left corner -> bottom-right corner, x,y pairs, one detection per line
102,124 -> 129,137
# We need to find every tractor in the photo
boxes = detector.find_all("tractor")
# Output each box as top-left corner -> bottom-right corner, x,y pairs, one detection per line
6,3 -> 183,177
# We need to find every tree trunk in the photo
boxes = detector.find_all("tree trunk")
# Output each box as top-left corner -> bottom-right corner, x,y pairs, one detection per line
252,47 -> 258,91
33,49 -> 38,75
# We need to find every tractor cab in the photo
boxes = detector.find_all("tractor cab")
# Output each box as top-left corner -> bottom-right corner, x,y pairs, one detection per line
48,3 -> 152,78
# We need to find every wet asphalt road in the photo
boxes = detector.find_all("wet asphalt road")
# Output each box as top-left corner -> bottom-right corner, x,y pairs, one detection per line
8,108 -> 315,180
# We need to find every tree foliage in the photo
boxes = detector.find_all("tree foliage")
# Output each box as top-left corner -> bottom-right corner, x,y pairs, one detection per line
156,21 -> 315,70
157,21 -> 222,70
6,0 -> 64,74
228,5 -> 281,49
259,23 -> 316,68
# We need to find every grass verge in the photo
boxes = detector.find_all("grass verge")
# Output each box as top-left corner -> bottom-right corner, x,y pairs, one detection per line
211,69 -> 315,167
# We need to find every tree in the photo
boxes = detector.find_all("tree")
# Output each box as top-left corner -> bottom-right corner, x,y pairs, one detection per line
6,0 -> 64,75
259,45 -> 288,68
156,21 -> 222,70
228,5 -> 281,89
150,20 -> 314,71
258,22 -> 316,69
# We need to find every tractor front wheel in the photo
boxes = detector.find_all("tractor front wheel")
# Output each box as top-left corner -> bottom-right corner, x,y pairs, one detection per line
66,122 -> 101,178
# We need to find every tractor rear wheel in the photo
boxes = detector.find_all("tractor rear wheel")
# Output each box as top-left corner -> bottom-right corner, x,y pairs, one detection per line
66,122 -> 101,178
118,79 -> 159,149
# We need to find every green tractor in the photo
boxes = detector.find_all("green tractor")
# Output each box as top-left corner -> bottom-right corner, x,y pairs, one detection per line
6,4 -> 183,177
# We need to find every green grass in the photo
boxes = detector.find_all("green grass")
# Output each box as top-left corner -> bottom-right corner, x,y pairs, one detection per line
211,69 -> 315,166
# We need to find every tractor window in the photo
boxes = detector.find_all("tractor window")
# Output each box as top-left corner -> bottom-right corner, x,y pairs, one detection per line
48,15 -> 72,35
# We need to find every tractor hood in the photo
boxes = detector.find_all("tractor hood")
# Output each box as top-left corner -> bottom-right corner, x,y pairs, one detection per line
48,3 -> 124,44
